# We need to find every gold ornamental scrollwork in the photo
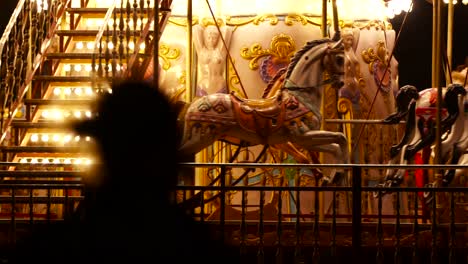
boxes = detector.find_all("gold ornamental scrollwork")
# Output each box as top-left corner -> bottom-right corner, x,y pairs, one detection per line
226,14 -> 323,27
227,59 -> 245,97
350,20 -> 392,31
226,14 -> 278,26
361,40 -> 388,75
168,16 -> 199,27
159,44 -> 180,70
284,14 -> 322,27
240,34 -> 296,71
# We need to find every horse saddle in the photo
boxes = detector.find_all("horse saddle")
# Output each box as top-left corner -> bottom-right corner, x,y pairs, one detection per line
230,91 -> 284,137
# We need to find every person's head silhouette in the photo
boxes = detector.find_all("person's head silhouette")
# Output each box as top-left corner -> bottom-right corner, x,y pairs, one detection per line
74,80 -> 179,207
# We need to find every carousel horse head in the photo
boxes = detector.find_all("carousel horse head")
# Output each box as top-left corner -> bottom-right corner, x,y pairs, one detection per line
284,38 -> 345,92
383,84 -> 419,124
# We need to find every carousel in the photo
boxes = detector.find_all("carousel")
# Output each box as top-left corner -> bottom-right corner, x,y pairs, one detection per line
0,0 -> 466,262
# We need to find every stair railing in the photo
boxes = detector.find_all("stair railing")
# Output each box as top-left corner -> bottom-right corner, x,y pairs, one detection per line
124,0 -> 173,80
92,0 -> 170,86
0,0 -> 70,144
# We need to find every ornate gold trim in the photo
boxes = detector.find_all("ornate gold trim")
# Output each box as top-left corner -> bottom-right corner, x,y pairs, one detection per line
227,59 -> 244,97
159,44 -> 181,70
240,34 -> 296,70
226,14 -> 279,26
226,14 -> 324,27
168,17 -> 199,27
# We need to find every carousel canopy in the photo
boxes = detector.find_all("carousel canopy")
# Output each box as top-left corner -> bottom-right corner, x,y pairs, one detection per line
169,0 -> 408,20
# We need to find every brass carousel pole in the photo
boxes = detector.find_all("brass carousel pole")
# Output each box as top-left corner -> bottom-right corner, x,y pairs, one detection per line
319,0 -> 328,222
186,0 -> 193,102
322,0 -> 327,37
447,0 -> 454,85
154,0 -> 159,87
434,0 -> 443,178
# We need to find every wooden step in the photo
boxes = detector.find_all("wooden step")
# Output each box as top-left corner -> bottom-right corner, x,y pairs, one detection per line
65,7 -> 108,15
23,99 -> 94,106
10,121 -> 72,129
0,171 -> 85,178
65,7 -> 151,16
56,30 -> 149,37
44,52 -> 95,60
33,76 -> 110,83
0,146 -> 85,154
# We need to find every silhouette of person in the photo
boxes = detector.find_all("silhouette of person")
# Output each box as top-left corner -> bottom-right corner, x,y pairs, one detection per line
8,80 -> 238,264
194,23 -> 232,97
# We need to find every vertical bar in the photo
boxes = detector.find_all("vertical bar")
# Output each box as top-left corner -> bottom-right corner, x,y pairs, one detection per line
47,187 -> 51,224
448,192 -> 455,264
257,183 -> 265,264
240,176 -> 247,259
447,0 -> 454,86
29,187 -> 33,225
352,166 -> 361,261
294,171 -> 302,264
153,0 -> 159,86
431,0 -> 437,88
412,191 -> 419,264
431,189 -> 438,263
312,184 -> 320,263
376,191 -> 384,264
435,0 -> 442,169
10,186 -> 16,245
394,191 -> 401,264
321,0 -> 327,38
330,190 -> 337,259
185,0 -> 192,102
219,165 -> 226,244
199,189 -> 204,223
275,189 -> 283,264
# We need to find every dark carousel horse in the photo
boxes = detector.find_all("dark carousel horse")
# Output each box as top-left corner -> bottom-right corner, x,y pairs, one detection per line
375,83 -> 467,199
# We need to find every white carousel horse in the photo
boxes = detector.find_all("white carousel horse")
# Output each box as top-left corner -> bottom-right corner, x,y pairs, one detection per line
376,84 -> 467,195
178,38 -> 349,185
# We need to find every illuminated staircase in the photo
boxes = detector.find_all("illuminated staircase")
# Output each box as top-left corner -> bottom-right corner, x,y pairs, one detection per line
0,0 -> 171,243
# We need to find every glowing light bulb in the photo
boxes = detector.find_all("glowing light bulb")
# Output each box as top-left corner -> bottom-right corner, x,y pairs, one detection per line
53,87 -> 61,96
41,110 -> 49,119
41,134 -> 49,142
75,87 -> 83,96
31,134 -> 39,142
52,134 -> 60,142
76,41 -> 84,50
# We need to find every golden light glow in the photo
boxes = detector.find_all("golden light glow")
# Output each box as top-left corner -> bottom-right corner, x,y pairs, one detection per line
171,0 -> 389,20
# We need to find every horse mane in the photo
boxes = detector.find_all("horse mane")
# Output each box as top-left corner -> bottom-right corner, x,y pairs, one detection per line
285,38 -> 333,79
262,67 -> 287,98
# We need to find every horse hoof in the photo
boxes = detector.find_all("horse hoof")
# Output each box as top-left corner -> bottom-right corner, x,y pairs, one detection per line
373,183 -> 386,198
423,183 -> 434,204
321,177 -> 330,187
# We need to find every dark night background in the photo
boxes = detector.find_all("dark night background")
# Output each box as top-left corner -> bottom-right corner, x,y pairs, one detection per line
1,0 -> 468,91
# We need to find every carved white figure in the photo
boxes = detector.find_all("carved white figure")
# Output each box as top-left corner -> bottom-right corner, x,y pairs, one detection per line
340,27 -> 362,104
193,24 -> 233,97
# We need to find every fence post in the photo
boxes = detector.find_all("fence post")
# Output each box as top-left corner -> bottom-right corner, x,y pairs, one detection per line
352,166 -> 361,260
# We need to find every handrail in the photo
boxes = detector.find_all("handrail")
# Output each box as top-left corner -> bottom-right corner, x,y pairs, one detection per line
0,0 -> 26,70
92,1 -> 118,52
0,0 -> 71,144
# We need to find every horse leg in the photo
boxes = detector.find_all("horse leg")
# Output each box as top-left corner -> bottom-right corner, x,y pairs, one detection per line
289,131 -> 349,185
178,123 -> 219,158
274,142 -> 323,179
